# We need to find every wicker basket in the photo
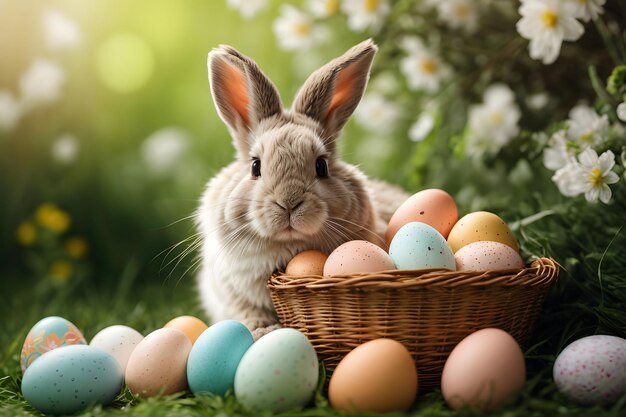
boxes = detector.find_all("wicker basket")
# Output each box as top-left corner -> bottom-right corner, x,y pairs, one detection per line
268,257 -> 559,391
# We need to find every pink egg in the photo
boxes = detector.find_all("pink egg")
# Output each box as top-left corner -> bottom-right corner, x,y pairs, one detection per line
454,241 -> 524,271
323,240 -> 395,276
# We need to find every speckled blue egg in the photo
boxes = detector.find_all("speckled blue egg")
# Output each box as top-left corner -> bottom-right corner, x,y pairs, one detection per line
187,320 -> 253,395
234,328 -> 319,412
21,345 -> 123,415
554,335 -> 626,405
20,316 -> 86,373
389,222 -> 456,270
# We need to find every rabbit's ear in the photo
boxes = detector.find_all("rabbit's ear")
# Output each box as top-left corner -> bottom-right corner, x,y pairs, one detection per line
208,46 -> 282,157
292,39 -> 377,152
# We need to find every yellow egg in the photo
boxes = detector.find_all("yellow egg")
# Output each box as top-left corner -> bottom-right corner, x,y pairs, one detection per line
329,339 -> 418,413
164,316 -> 208,344
447,211 -> 519,253
285,250 -> 328,276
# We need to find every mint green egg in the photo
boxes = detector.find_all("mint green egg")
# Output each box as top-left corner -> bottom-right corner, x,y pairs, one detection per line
389,222 -> 456,270
21,345 -> 123,414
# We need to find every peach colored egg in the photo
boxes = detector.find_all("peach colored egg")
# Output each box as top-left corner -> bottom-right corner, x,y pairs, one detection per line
447,211 -> 519,253
164,316 -> 208,344
329,339 -> 418,413
386,189 -> 458,245
285,250 -> 328,276
125,328 -> 192,398
441,328 -> 525,412
454,241 -> 524,271
323,240 -> 395,276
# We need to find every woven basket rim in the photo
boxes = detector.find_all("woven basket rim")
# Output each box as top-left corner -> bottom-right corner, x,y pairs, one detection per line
268,257 -> 559,289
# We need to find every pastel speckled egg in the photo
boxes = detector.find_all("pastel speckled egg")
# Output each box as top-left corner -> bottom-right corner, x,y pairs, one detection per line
21,345 -> 123,415
329,339 -> 418,413
448,212 -> 519,253
454,241 -> 524,271
164,315 -> 208,344
234,328 -> 319,412
323,240 -> 395,276
285,250 -> 328,276
389,222 -> 456,270
553,335 -> 626,405
386,189 -> 458,245
89,325 -> 144,373
187,320 -> 253,395
125,328 -> 192,397
20,316 -> 86,373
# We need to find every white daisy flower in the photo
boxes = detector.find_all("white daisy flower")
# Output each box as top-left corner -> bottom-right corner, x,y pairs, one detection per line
341,0 -> 390,32
408,112 -> 436,142
43,9 -> 81,50
516,0 -> 584,65
308,0 -> 340,18
543,130 -> 572,171
51,134 -> 79,163
273,5 -> 325,51
0,91 -> 21,131
466,83 -> 521,156
227,0 -> 268,19
354,93 -> 401,134
399,37 -> 452,93
617,101 -> 626,122
568,148 -> 620,203
19,59 -> 66,110
552,160 -> 583,197
142,128 -> 190,173
567,104 -> 608,148
570,0 -> 605,22
437,0 -> 479,34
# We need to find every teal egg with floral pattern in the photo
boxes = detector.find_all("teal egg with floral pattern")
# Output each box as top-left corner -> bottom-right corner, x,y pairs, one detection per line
20,316 -> 87,374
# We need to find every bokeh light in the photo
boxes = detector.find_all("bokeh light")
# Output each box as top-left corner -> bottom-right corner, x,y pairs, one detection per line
96,33 -> 155,94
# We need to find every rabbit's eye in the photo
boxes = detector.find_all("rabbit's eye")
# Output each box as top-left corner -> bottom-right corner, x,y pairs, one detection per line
315,158 -> 329,177
251,159 -> 261,178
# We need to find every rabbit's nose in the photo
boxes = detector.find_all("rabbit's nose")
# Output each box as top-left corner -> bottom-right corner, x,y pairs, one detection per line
275,200 -> 304,214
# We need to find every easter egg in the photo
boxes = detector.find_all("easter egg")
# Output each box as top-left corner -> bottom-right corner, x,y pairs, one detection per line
447,211 -> 519,253
20,316 -> 86,373
553,335 -> 626,405
454,241 -> 524,271
386,188 -> 458,244
323,240 -> 395,276
164,315 -> 208,344
187,320 -> 254,395
234,328 -> 319,412
285,250 -> 328,276
441,328 -> 525,411
21,345 -> 123,415
89,325 -> 144,373
125,328 -> 192,397
389,222 -> 456,270
328,339 -> 417,413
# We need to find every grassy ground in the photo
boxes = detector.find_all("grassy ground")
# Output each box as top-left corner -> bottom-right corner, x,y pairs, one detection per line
2,192 -> 626,416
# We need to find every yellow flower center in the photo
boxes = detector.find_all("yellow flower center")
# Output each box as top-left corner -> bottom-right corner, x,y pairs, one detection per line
420,58 -> 438,74
65,237 -> 89,258
589,167 -> 604,187
35,203 -> 71,233
365,0 -> 379,13
50,260 -> 72,283
294,22 -> 311,36
541,10 -> 558,28
580,132 -> 594,144
578,0 -> 588,4
489,111 -> 504,125
326,0 -> 339,15
454,4 -> 470,19
17,222 -> 37,246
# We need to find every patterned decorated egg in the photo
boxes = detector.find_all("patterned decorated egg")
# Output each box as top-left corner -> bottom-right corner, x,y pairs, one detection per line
447,211 -> 519,253
454,241 -> 524,271
389,222 -> 456,270
234,328 -> 319,412
20,316 -> 86,374
553,335 -> 626,405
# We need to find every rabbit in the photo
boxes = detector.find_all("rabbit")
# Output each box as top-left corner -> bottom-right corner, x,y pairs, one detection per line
196,39 -> 409,339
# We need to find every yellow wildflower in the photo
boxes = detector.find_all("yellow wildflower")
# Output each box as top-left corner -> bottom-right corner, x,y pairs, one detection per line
35,203 -> 71,233
65,237 -> 88,258
49,260 -> 72,284
16,222 -> 37,246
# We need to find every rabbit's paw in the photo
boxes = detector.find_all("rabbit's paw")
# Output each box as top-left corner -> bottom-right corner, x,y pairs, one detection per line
251,324 -> 281,341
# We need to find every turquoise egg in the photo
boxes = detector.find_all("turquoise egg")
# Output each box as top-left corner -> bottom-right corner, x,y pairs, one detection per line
187,320 -> 253,395
389,222 -> 456,270
234,328 -> 319,412
20,316 -> 86,373
21,345 -> 123,415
